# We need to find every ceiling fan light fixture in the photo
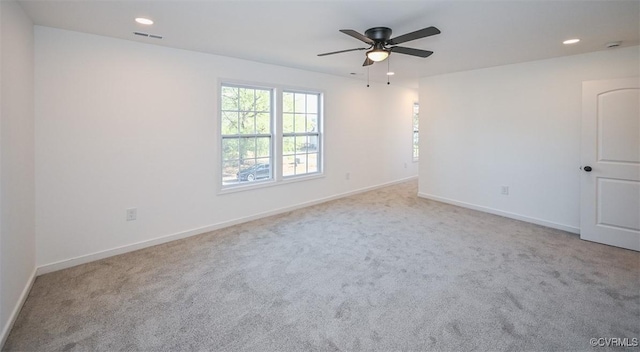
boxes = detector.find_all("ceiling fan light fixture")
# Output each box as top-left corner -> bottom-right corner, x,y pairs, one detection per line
366,49 -> 389,62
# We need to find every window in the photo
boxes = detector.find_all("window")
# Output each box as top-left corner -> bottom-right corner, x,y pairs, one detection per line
413,102 -> 419,161
221,84 -> 273,185
220,83 -> 323,189
282,91 -> 321,177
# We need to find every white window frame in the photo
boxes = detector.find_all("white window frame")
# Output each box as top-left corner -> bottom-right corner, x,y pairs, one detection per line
282,90 -> 323,179
219,82 -> 275,191
218,80 -> 324,194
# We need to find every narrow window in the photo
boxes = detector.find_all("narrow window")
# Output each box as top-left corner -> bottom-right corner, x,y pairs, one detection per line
282,91 -> 322,177
413,102 -> 419,161
221,84 -> 273,186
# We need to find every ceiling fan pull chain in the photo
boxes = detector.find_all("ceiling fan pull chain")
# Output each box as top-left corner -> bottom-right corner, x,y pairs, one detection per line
367,66 -> 370,88
387,57 -> 390,85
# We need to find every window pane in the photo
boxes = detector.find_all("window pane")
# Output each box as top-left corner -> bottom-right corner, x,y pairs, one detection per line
222,138 -> 239,161
255,89 -> 271,112
294,93 -> 306,113
238,88 -> 255,111
307,153 -> 318,173
307,94 -> 318,113
295,136 -> 308,151
294,114 -> 306,133
307,114 -> 318,132
294,154 -> 307,175
256,113 -> 270,134
222,160 -> 239,184
256,137 -> 270,158
307,135 -> 318,152
283,113 -> 294,134
239,112 -> 255,134
221,86 -> 239,111
221,111 -> 239,135
283,92 -> 294,113
283,155 -> 295,177
283,136 -> 296,154
240,137 -> 256,161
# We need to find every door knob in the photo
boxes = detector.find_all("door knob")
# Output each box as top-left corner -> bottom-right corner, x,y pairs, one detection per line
583,166 -> 592,172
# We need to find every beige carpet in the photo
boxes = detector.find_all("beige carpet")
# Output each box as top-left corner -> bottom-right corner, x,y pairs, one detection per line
4,180 -> 639,351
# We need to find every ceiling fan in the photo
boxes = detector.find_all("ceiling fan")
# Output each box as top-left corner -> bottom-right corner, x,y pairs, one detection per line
318,26 -> 441,66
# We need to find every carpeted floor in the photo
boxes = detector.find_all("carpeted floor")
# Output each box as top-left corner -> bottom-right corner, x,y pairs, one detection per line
4,180 -> 639,351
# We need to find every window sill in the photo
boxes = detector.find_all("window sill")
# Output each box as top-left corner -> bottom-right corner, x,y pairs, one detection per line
218,173 -> 324,195
281,173 -> 325,185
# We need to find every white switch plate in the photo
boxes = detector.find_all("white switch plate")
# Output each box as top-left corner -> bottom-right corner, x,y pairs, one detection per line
126,208 -> 137,221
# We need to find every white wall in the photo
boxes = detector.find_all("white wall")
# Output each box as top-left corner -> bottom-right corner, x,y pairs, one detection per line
0,0 -> 36,346
418,46 -> 639,232
35,26 -> 418,270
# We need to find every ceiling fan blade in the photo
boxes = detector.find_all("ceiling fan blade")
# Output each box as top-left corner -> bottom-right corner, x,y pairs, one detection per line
317,48 -> 367,57
387,26 -> 440,45
362,57 -> 374,66
340,29 -> 375,45
390,46 -> 434,58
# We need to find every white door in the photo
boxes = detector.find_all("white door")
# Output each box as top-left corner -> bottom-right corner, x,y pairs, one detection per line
581,77 -> 640,251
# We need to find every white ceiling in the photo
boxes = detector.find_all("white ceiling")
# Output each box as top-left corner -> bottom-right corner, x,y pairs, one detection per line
19,0 -> 640,88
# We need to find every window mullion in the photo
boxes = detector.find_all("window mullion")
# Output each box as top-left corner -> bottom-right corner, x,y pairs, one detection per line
274,88 -> 283,182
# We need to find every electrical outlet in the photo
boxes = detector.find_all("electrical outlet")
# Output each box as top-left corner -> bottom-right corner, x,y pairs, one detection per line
404,162 -> 408,169
345,172 -> 350,180
126,208 -> 137,221
501,186 -> 509,195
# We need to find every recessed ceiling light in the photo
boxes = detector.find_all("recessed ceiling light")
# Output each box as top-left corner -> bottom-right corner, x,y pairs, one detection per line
386,72 -> 395,76
135,18 -> 154,25
563,38 -> 580,45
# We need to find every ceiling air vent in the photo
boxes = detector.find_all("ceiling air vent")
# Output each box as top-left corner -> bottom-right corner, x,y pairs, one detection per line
133,32 -> 163,40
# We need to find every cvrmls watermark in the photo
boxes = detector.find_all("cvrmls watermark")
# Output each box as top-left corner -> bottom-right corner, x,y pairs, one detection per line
590,337 -> 639,347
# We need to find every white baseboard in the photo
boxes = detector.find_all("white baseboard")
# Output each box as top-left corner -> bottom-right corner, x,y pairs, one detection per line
0,267 -> 36,349
417,192 -> 580,234
37,176 -> 418,275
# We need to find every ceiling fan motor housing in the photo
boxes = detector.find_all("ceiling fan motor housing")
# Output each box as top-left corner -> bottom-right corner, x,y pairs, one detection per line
365,27 -> 392,42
